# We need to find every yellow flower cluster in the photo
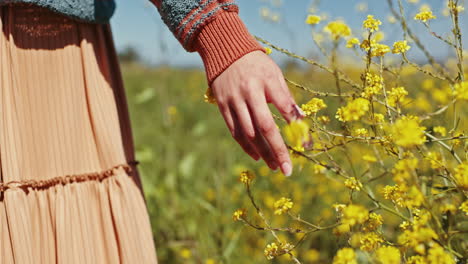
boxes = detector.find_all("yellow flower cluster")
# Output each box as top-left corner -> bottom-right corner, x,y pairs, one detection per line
362,212 -> 383,232
264,47 -> 272,55
363,15 -> 382,32
336,98 -> 370,122
360,39 -> 390,57
273,197 -> 293,215
392,157 -> 418,184
305,15 -> 321,25
375,246 -> 401,264
433,126 -> 447,136
390,116 -> 426,147
239,170 -> 255,184
359,232 -> 383,251
301,98 -> 327,116
353,128 -> 368,137
453,162 -> 468,189
453,81 -> 468,100
383,184 -> 424,208
344,177 -> 363,191
398,210 -> 439,254
324,21 -> 351,39
362,72 -> 383,98
392,40 -> 411,54
332,248 -> 357,264
341,204 -> 368,226
460,200 -> 468,215
232,208 -> 247,221
263,242 -> 293,260
283,119 -> 311,151
346,37 -> 360,48
388,86 -> 408,107
425,152 -> 443,170
414,10 -> 436,22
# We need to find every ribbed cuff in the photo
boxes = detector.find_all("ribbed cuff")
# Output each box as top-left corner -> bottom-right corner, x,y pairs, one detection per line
194,11 -> 265,86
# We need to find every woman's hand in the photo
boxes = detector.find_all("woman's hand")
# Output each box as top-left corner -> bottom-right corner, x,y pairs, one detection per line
211,50 -> 304,176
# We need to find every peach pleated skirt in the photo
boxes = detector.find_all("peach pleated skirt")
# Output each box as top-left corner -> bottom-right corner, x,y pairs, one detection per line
0,4 -> 157,263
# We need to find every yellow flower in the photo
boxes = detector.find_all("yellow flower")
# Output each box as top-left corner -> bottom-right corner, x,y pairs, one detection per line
232,208 -> 246,221
264,242 -> 293,260
382,185 -> 405,207
427,245 -> 455,264
414,11 -> 436,22
264,47 -> 272,55
333,223 -> 351,236
454,81 -> 468,100
407,256 -> 425,264
392,40 -> 411,54
363,15 -> 382,32
239,170 -> 255,184
375,246 -> 401,264
336,98 -> 370,122
179,248 -> 192,259
346,37 -> 360,48
274,197 -> 293,215
205,258 -> 216,264
363,213 -> 383,232
283,119 -> 311,151
301,98 -> 327,116
342,204 -> 369,226
324,21 -> 351,39
433,126 -> 447,136
392,158 -> 418,184
439,203 -> 457,214
353,128 -> 369,137
306,15 -> 321,25
362,73 -> 383,98
344,177 -> 363,191
388,86 -> 408,107
332,248 -> 357,264
371,43 -> 391,57
361,39 -> 390,57
425,152 -> 443,169
391,116 -> 426,147
459,200 -> 468,216
360,232 -> 383,251
204,87 -> 216,104
304,249 -> 320,262
453,162 -> 468,189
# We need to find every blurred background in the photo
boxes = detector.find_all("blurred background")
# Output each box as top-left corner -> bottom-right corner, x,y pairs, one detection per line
108,0 -> 467,263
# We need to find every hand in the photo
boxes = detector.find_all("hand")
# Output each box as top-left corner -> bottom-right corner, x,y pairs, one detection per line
211,50 -> 305,176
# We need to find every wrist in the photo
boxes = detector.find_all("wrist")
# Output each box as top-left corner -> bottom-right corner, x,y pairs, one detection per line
194,12 -> 265,86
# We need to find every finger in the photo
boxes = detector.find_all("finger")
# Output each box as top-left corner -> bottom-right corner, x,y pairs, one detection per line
266,76 -> 304,123
249,94 -> 293,176
218,104 -> 260,160
231,109 -> 261,161
232,101 -> 256,139
251,123 -> 279,170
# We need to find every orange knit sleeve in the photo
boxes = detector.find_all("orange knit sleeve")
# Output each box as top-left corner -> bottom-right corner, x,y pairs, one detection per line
150,0 -> 265,85
194,11 -> 266,85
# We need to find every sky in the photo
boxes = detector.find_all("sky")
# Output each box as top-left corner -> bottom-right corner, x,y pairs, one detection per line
109,0 -> 465,67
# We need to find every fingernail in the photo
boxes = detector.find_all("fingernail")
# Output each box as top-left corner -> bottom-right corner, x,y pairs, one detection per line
293,104 -> 306,119
281,162 -> 292,177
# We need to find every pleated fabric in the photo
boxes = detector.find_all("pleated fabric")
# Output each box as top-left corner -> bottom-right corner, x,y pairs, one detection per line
0,4 -> 157,263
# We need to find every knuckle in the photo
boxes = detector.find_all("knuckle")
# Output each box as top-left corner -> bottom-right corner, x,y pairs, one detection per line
259,120 -> 276,134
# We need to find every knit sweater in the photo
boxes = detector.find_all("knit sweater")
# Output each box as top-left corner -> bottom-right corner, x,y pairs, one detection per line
0,0 -> 264,85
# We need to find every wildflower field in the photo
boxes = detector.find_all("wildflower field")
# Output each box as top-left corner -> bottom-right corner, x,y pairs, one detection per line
123,0 -> 467,263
